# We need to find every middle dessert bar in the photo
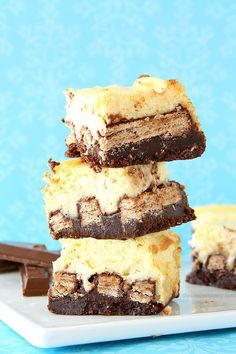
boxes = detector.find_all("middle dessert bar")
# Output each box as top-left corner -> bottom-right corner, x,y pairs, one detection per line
43,158 -> 195,239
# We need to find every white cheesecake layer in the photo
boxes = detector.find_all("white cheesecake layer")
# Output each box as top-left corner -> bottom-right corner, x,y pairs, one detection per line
190,224 -> 236,269
192,205 -> 236,231
43,158 -> 168,217
64,76 -> 198,140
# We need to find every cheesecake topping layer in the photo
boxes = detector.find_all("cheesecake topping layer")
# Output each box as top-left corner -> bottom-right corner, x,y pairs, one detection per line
64,76 -> 199,140
190,224 -> 236,269
43,158 -> 168,217
53,230 -> 181,304
192,205 -> 236,231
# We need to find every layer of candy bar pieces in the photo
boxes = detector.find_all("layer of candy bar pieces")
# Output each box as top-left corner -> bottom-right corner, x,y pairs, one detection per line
43,158 -> 195,240
48,230 -> 181,315
186,205 -> 236,290
63,75 -> 206,167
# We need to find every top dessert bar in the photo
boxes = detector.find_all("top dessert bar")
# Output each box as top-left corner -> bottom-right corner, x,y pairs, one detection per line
63,75 -> 206,167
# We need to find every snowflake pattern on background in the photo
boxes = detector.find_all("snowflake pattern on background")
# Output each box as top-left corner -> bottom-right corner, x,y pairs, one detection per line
1,0 -> 236,249
1,0 -> 236,352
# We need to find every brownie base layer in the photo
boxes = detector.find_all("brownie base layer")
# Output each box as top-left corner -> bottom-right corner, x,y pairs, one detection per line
48,289 -> 167,315
48,270 -> 179,315
65,107 -> 206,167
186,257 -> 236,290
48,182 -> 195,240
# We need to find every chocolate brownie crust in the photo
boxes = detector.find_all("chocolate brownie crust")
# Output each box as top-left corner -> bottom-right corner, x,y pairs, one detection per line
48,182 -> 195,240
65,106 -> 206,167
48,272 -> 177,315
48,289 -> 166,315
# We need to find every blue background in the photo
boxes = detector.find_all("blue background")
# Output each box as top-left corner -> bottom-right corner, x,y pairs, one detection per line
0,0 -> 236,353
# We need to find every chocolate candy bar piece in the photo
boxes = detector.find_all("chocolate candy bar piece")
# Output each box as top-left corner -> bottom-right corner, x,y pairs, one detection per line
43,158 -> 195,239
63,76 -> 206,167
0,243 -> 58,267
49,230 -> 180,315
0,260 -> 19,272
20,264 -> 50,296
0,243 -> 47,273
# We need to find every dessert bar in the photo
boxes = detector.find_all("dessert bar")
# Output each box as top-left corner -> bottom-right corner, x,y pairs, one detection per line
48,230 -> 181,315
43,159 -> 195,239
186,223 -> 236,290
63,76 -> 206,167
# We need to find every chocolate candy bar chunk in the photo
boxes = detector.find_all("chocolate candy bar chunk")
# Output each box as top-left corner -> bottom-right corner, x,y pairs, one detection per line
43,159 -> 195,239
0,260 -> 19,272
186,206 -> 236,290
63,76 -> 206,167
48,230 -> 180,315
20,264 -> 50,296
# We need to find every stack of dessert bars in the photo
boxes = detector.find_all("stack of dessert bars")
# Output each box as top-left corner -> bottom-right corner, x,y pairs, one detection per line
43,75 -> 206,315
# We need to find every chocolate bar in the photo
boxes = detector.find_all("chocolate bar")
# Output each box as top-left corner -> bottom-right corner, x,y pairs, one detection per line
20,264 -> 50,296
0,260 -> 19,272
63,76 -> 206,167
43,159 -> 195,239
0,243 -> 59,267
0,243 -> 47,273
49,230 -> 180,315
0,242 -> 59,296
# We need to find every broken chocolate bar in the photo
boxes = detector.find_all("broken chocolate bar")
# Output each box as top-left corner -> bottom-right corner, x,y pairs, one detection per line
49,230 -> 181,315
0,260 -> 19,272
20,264 -> 50,296
0,243 -> 59,267
0,243 -> 47,273
43,158 -> 195,239
63,76 -> 206,167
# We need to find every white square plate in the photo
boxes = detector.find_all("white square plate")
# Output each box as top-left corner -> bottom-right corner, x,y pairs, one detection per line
0,258 -> 236,348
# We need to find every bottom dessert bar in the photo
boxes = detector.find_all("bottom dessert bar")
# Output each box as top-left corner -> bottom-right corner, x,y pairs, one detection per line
48,273 -> 174,315
48,230 -> 181,315
186,223 -> 236,290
